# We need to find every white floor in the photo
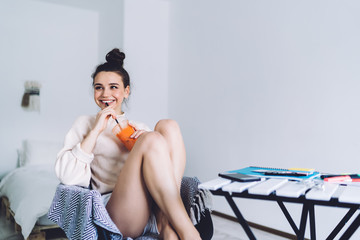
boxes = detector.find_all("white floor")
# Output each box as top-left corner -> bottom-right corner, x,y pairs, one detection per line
0,209 -> 290,240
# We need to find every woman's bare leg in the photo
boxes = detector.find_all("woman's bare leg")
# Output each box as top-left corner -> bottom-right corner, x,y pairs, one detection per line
106,122 -> 200,239
154,119 -> 187,187
153,120 -> 188,239
106,132 -> 154,238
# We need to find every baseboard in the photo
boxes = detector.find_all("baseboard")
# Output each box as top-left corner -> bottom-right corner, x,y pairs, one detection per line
211,210 -> 310,240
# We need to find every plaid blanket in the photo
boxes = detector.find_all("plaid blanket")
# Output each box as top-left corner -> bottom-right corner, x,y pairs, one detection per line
48,177 -> 212,240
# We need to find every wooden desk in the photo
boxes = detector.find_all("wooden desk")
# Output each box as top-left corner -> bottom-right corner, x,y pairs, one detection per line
202,179 -> 360,240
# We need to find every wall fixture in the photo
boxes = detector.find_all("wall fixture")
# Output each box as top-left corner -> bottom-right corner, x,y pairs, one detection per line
21,81 -> 41,112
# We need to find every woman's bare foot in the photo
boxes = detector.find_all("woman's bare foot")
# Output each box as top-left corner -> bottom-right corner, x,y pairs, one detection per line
160,222 -> 179,240
156,209 -> 201,240
157,210 -> 179,240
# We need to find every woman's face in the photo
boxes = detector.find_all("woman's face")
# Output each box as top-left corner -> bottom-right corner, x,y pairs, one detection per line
93,71 -> 130,114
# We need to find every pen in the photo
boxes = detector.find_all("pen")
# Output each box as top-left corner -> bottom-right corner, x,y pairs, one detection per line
252,170 -> 309,176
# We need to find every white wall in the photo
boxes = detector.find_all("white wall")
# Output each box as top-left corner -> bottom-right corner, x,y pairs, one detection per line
122,0 -> 170,129
34,0 -> 124,61
168,0 -> 360,238
0,0 -> 109,178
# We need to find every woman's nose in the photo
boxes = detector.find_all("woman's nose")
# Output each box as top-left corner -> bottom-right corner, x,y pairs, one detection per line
102,87 -> 111,97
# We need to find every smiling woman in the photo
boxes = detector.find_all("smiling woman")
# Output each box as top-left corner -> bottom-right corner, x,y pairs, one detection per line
54,48 -> 204,239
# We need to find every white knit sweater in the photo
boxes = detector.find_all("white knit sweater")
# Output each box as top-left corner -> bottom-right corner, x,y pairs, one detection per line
55,114 -> 150,194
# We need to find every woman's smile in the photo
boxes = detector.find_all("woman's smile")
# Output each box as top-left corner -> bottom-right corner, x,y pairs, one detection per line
100,99 -> 116,106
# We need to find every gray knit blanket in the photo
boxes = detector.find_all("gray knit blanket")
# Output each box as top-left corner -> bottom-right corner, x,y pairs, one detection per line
48,177 -> 212,240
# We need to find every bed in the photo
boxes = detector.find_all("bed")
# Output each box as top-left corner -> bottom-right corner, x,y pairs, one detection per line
0,139 -> 63,240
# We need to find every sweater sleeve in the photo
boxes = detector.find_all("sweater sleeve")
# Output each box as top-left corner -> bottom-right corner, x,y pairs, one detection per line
55,116 -> 94,187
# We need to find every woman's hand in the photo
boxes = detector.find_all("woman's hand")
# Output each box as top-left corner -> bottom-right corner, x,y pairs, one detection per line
128,121 -> 148,139
80,105 -> 116,154
93,105 -> 117,135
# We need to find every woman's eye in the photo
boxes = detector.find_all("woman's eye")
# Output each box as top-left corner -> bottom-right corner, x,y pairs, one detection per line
95,86 -> 103,90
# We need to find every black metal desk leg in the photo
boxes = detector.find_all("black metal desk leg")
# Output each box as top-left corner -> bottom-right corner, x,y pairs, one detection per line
339,213 -> 360,240
224,194 -> 256,240
309,204 -> 316,240
277,200 -> 300,235
326,207 -> 357,240
298,203 -> 309,240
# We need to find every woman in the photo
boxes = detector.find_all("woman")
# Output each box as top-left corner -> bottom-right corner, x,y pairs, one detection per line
55,48 -> 201,240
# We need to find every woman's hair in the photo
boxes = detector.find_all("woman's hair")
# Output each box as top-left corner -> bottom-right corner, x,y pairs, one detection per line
91,48 -> 130,89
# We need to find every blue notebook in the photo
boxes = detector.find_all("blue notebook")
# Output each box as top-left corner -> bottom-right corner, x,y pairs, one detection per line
224,166 -> 320,181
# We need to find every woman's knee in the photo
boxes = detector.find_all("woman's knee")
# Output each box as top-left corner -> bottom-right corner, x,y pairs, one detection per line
139,131 -> 168,153
155,119 -> 181,134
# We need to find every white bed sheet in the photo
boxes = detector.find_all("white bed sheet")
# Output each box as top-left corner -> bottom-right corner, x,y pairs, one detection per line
0,165 -> 60,239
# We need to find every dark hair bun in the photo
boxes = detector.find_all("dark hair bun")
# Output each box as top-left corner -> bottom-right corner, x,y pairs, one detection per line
105,48 -> 125,66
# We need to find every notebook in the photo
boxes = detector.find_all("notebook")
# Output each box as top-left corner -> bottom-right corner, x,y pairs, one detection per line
225,166 -> 320,181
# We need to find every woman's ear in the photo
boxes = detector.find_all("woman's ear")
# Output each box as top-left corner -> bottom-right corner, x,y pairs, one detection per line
124,86 -> 130,99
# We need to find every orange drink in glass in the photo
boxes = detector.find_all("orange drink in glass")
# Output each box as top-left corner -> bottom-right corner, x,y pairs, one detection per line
112,120 -> 137,151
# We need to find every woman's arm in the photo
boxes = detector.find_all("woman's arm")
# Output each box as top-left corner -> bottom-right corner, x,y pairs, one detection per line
55,143 -> 93,187
55,107 -> 118,186
55,116 -> 94,187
